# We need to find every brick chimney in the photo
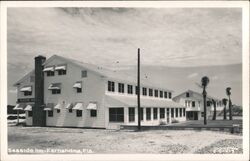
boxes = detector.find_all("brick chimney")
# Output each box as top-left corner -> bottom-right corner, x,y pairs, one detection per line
33,55 -> 46,126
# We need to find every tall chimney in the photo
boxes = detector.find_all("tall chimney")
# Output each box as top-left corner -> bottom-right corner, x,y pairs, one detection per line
33,55 -> 46,126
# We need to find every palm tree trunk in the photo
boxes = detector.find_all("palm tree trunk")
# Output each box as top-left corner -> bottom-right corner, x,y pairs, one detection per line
229,97 -> 232,120
223,105 -> 227,120
203,89 -> 207,125
17,110 -> 19,125
212,101 -> 216,120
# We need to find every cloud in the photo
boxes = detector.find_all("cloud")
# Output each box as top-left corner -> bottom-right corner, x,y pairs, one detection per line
9,89 -> 17,94
187,73 -> 198,79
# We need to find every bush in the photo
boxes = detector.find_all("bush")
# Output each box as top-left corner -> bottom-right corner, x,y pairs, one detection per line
159,120 -> 167,125
171,119 -> 179,124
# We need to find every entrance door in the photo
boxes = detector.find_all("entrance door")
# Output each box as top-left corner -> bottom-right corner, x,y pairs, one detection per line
194,112 -> 198,120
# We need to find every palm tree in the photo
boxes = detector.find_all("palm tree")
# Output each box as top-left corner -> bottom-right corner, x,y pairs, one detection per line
222,98 -> 228,120
226,87 -> 233,120
201,76 -> 209,125
212,99 -> 217,120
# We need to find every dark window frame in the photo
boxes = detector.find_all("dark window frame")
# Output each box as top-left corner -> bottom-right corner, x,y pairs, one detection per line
57,109 -> 60,113
24,91 -> 32,96
47,71 -> 55,77
109,108 -> 124,122
58,69 -> 67,75
175,108 -> 178,117
48,111 -> 53,117
128,107 -> 135,122
76,110 -> 82,117
68,109 -> 73,113
192,101 -> 195,107
127,85 -> 133,94
28,111 -> 33,117
81,70 -> 87,78
140,108 -> 143,120
90,110 -> 97,117
149,89 -> 153,97
169,92 -> 172,99
159,91 -> 163,98
77,88 -> 82,93
118,83 -> 124,93
180,108 -> 182,117
146,108 -> 151,120
154,90 -> 158,97
153,108 -> 158,120
142,87 -> 147,96
52,89 -> 61,94
164,91 -> 168,99
160,108 -> 165,119
186,92 -> 190,97
108,81 -> 115,92
171,108 -> 174,118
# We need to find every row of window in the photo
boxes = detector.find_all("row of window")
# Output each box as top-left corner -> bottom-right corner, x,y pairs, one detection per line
109,107 -> 186,122
185,100 -> 200,108
46,109 -> 97,117
108,81 -> 172,99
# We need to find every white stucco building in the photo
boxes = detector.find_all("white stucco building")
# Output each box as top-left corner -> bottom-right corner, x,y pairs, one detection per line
13,55 -> 186,129
172,90 -> 224,120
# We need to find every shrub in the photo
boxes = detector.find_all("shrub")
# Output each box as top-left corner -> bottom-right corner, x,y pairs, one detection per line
171,119 -> 179,124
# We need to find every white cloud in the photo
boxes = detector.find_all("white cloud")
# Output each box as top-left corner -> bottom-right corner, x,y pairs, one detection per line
9,89 -> 17,94
187,73 -> 198,79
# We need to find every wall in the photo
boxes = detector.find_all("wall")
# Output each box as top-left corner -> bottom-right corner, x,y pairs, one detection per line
44,58 -> 106,128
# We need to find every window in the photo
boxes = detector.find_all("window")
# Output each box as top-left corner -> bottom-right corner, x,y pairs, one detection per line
58,70 -> 66,75
201,112 -> 204,117
169,92 -> 172,99
52,89 -> 61,94
68,109 -> 73,113
76,110 -> 82,117
28,111 -> 33,117
128,107 -> 135,122
180,108 -> 182,117
171,108 -> 174,118
160,108 -> 165,119
149,89 -> 153,97
140,108 -> 143,120
146,108 -> 151,120
90,110 -> 97,117
142,87 -> 147,96
207,101 -> 211,106
183,108 -> 186,116
108,81 -> 115,92
153,108 -> 158,120
48,111 -> 53,117
154,90 -> 158,97
175,108 -> 178,117
135,86 -> 139,95
186,92 -> 190,97
57,109 -> 60,113
81,70 -> 87,77
159,91 -> 163,98
164,91 -> 168,99
127,85 -> 133,94
109,108 -> 124,122
192,101 -> 195,107
77,88 -> 82,93
47,71 -> 54,76
118,83 -> 124,93
24,91 -> 32,96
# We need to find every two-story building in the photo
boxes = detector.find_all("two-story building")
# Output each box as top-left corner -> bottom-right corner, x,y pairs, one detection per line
172,90 -> 224,120
13,55 -> 186,129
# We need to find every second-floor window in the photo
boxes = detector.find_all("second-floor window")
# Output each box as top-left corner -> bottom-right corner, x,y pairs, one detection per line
142,87 -> 147,96
48,83 -> 61,95
169,92 -> 172,99
164,91 -> 168,99
73,81 -> 82,93
149,89 -> 153,97
20,86 -> 32,96
52,89 -> 61,94
159,91 -> 163,98
47,71 -> 55,76
192,101 -> 195,107
81,70 -> 87,78
55,65 -> 67,75
118,83 -> 124,93
186,92 -> 190,97
58,70 -> 66,75
154,90 -> 158,97
127,85 -> 133,94
108,81 -> 115,92
24,91 -> 32,96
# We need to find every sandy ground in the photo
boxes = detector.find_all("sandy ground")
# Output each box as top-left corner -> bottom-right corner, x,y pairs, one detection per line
8,126 -> 242,154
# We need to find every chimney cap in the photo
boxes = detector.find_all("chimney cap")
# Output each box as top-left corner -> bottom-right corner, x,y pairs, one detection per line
35,55 -> 46,60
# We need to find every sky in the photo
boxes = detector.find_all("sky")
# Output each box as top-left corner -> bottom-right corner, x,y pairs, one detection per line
7,7 -> 242,105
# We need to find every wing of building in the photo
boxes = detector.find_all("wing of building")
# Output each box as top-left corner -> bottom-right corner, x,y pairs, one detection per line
13,55 -> 185,129
172,90 -> 224,121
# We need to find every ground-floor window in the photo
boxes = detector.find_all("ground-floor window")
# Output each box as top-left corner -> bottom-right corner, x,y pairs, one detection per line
109,108 -> 124,122
175,108 -> 178,117
180,108 -> 182,117
153,108 -> 158,120
171,108 -> 174,118
146,108 -> 151,120
68,109 -> 73,113
57,109 -> 60,113
183,108 -> 186,116
48,111 -> 53,117
28,111 -> 32,117
90,110 -> 97,117
128,107 -> 135,122
76,110 -> 82,117
140,108 -> 143,121
160,108 -> 165,119
201,112 -> 204,117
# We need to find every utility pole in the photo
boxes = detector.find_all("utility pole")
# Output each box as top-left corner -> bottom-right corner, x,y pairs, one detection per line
137,48 -> 141,131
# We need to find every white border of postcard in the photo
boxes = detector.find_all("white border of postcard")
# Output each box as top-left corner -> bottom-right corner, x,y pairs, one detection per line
0,1 -> 249,161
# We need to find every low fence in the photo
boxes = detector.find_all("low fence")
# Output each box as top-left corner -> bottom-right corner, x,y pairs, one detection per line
120,124 -> 242,134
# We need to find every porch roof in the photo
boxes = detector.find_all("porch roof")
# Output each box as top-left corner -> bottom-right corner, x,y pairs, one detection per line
105,94 -> 184,108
